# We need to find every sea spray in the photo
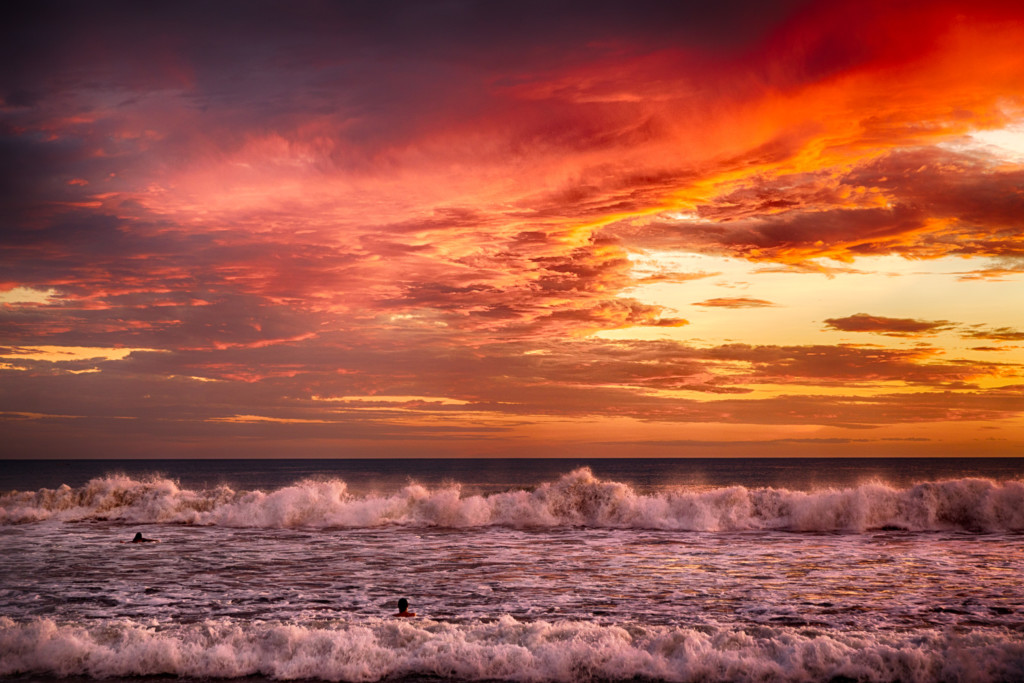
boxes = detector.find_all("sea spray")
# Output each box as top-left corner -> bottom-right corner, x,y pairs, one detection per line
3,468 -> 1023,532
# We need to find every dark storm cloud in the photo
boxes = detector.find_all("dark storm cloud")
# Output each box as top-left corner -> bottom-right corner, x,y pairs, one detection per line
1,0 -> 803,146
2,0 -> 804,76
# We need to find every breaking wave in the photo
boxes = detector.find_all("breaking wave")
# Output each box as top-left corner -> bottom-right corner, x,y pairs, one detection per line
2,468 -> 1023,532
2,616 -> 1022,682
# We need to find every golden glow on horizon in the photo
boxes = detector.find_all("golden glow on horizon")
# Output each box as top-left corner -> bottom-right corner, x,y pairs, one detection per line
0,346 -> 159,363
208,415 -> 333,424
314,395 -> 471,406
0,411 -> 85,421
0,287 -> 57,305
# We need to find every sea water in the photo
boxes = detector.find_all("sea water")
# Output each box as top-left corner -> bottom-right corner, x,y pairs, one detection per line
1,458 -> 1023,682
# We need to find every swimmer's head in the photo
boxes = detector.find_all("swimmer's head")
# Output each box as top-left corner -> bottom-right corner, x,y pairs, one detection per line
133,532 -> 143,542
398,598 -> 409,612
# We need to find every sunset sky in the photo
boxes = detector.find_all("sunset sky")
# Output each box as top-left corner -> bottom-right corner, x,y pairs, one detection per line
2,0 -> 1023,458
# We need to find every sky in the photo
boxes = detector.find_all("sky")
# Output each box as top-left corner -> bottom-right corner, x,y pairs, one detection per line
2,0 -> 1023,459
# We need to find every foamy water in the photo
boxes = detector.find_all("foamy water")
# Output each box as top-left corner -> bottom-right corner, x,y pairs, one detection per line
3,468 -> 1024,531
4,616 -> 1023,682
1,462 -> 1023,682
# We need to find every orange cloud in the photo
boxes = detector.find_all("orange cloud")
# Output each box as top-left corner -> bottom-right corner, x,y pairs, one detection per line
964,326 -> 1024,342
824,314 -> 955,337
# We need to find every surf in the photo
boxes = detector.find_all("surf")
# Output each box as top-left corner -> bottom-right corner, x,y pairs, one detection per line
3,615 -> 1023,682
2,468 -> 1023,532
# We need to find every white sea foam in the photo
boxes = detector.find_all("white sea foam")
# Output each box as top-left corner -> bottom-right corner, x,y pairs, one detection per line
1,616 -> 1022,682
2,468 -> 1023,531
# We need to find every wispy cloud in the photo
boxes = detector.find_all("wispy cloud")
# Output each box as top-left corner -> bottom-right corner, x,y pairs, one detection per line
694,298 -> 777,308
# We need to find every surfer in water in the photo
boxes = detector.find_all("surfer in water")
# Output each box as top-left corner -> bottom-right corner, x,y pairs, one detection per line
128,532 -> 159,543
395,598 -> 415,617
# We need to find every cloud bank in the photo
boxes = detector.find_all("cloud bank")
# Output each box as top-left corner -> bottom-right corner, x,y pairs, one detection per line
2,0 -> 1023,457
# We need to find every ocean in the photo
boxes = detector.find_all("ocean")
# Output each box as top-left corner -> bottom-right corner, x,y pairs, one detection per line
1,458 -> 1023,682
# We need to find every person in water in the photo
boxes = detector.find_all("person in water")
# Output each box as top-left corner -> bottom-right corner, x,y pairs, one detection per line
130,532 -> 158,543
395,598 -> 415,617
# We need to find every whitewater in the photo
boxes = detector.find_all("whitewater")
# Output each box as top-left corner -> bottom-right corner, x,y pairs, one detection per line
1,459 -> 1023,682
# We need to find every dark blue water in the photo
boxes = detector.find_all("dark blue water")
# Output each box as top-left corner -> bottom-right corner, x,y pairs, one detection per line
4,457 -> 1024,494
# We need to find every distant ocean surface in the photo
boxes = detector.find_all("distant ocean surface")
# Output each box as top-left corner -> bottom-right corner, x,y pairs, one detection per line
2,458 -> 1023,682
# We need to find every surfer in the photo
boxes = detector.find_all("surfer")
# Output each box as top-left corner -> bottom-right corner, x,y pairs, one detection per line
395,598 -> 416,617
129,532 -> 159,543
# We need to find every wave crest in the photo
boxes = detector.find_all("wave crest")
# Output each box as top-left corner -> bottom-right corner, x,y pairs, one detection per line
2,468 -> 1023,531
2,616 -> 1022,682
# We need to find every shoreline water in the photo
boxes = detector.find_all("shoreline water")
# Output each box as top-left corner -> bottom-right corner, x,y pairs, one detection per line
3,615 -> 1023,682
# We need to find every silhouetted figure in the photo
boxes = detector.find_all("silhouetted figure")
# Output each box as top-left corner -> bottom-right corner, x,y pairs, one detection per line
395,597 -> 416,617
130,532 -> 158,543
